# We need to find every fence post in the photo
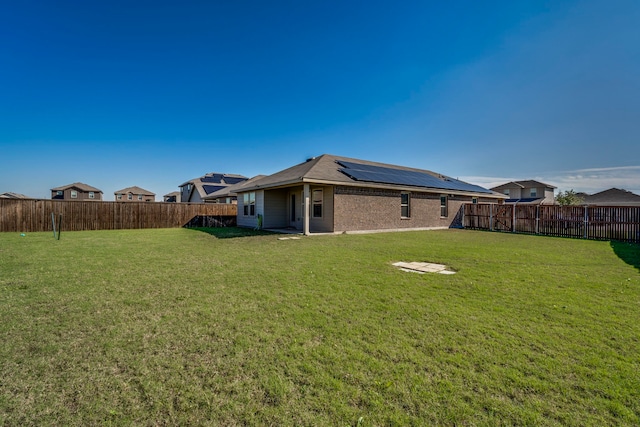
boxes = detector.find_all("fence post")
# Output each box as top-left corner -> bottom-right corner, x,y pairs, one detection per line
584,206 -> 588,239
512,204 -> 516,233
535,205 -> 540,234
490,204 -> 494,231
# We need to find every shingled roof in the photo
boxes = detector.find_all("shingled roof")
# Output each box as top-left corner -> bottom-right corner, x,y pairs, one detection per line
582,188 -> 640,205
51,182 -> 103,193
238,154 -> 503,197
114,186 -> 155,196
491,180 -> 556,191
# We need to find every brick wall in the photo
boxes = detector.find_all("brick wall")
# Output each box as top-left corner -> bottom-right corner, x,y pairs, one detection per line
333,186 -> 469,232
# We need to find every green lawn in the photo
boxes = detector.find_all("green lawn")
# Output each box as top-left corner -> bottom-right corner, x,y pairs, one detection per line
1,228 -> 639,426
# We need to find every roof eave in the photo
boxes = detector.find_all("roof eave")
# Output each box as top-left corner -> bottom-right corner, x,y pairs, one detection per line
237,177 -> 504,198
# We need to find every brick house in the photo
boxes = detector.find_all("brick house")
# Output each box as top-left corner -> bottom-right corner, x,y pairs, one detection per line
235,154 -> 506,235
490,180 -> 556,205
114,186 -> 156,202
51,182 -> 103,201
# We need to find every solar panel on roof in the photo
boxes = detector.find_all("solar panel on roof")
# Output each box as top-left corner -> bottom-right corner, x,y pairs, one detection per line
201,174 -> 223,183
222,176 -> 246,185
336,160 -> 492,194
202,185 -> 226,194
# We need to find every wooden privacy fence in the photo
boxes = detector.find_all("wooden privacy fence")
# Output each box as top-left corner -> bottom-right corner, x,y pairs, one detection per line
463,203 -> 640,243
0,199 -> 237,233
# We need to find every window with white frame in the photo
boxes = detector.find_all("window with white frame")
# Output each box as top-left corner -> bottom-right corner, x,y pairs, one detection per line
243,192 -> 255,216
504,189 -> 510,196
401,192 -> 410,218
89,191 -> 95,199
530,188 -> 537,197
128,193 -> 132,200
138,194 -> 143,200
472,197 -> 478,204
71,190 -> 77,199
440,195 -> 448,217
312,189 -> 323,218
117,194 -> 122,200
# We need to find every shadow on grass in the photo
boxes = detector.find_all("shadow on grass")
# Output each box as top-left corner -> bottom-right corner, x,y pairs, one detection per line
186,227 -> 277,239
611,241 -> 640,271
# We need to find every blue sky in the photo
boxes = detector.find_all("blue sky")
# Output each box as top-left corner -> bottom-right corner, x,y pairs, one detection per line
1,0 -> 639,199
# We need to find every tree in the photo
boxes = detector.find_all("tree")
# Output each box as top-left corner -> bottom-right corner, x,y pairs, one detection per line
555,189 -> 584,206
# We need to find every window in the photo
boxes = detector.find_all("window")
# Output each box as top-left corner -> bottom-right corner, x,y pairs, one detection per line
401,192 -> 410,218
504,189 -> 510,196
530,188 -> 537,197
128,194 -> 132,200
312,189 -> 323,218
71,190 -> 77,199
56,190 -> 63,196
138,194 -> 143,201
243,192 -> 255,216
440,195 -> 448,217
117,194 -> 122,200
89,191 -> 95,199
472,198 -> 478,204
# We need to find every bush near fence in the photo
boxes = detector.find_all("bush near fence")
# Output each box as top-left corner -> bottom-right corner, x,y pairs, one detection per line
0,199 -> 237,233
463,203 -> 640,243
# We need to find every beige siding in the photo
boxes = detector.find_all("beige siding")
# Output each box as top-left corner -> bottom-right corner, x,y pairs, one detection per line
309,185 -> 333,232
508,188 -> 522,199
237,190 -> 263,228
51,189 -> 102,201
263,189 -> 288,229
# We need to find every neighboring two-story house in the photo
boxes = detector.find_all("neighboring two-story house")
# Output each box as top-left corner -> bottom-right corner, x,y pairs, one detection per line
114,186 -> 156,202
51,182 -> 103,201
490,180 -> 556,205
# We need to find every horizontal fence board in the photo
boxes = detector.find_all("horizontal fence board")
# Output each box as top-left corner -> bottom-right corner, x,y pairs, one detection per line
0,199 -> 236,232
463,204 -> 640,243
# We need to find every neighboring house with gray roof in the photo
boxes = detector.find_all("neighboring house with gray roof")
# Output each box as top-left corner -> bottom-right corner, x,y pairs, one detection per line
163,191 -> 180,203
202,175 -> 267,204
51,182 -> 103,201
179,173 -> 249,203
114,186 -> 156,202
580,188 -> 640,206
0,192 -> 30,199
491,180 -> 556,205
235,154 -> 506,235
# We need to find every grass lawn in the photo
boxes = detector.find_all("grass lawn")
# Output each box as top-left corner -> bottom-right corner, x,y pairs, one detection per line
0,227 -> 639,426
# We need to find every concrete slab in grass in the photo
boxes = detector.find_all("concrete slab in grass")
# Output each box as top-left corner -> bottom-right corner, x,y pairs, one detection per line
392,261 -> 456,275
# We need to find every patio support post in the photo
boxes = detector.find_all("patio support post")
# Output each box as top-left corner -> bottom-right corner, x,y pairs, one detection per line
303,183 -> 310,236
